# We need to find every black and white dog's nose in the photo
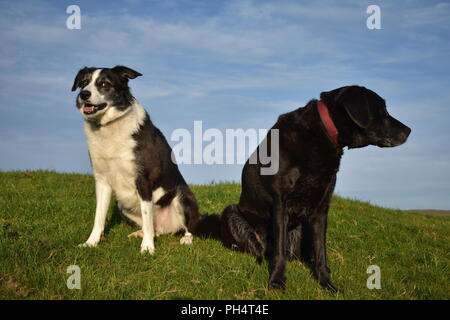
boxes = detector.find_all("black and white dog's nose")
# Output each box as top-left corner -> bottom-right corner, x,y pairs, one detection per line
79,90 -> 91,100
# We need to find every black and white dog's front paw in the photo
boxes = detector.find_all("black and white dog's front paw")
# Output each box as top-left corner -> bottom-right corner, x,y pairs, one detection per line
78,239 -> 99,248
140,238 -> 155,254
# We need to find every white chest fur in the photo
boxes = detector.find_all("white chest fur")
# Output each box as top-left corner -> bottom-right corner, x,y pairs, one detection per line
84,102 -> 146,212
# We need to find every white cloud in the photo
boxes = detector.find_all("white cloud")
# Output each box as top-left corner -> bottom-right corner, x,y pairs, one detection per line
229,0 -> 362,21
399,2 -> 450,28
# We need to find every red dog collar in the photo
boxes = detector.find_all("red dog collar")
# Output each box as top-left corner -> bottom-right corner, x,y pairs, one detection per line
317,100 -> 339,146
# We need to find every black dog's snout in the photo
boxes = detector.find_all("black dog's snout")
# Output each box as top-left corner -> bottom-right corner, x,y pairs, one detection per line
79,90 -> 91,100
401,126 -> 412,142
405,126 -> 412,137
393,117 -> 412,138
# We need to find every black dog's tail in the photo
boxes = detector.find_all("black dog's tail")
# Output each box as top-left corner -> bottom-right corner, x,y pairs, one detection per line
192,213 -> 223,241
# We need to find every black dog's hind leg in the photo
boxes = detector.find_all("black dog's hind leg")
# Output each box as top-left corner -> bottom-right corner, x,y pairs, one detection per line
221,205 -> 266,263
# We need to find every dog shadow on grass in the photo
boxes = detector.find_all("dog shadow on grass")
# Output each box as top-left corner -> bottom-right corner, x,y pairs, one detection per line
103,201 -> 127,236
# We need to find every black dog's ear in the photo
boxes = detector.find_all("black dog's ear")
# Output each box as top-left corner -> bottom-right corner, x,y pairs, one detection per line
112,65 -> 143,80
71,67 -> 88,91
335,86 -> 371,128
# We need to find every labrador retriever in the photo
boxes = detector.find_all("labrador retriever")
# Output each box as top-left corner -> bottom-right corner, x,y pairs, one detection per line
195,85 -> 411,291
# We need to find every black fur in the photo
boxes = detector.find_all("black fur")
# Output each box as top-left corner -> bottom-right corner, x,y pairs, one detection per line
132,113 -> 200,232
71,67 -> 96,92
194,85 -> 411,291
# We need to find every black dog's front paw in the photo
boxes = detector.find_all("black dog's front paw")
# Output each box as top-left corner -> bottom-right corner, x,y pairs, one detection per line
255,255 -> 263,265
319,278 -> 340,293
268,274 -> 286,290
315,267 -> 339,293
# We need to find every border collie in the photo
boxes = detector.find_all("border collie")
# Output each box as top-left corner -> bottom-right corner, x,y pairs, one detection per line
72,65 -> 199,254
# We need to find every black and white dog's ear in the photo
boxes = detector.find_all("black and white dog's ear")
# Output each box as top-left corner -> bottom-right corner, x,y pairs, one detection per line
71,67 -> 88,91
335,86 -> 371,129
112,65 -> 143,80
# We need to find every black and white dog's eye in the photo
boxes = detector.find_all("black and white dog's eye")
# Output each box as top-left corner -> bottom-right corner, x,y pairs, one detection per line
100,82 -> 111,89
81,80 -> 89,87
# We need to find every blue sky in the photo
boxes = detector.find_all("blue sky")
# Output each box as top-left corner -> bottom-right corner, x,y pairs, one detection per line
0,0 -> 449,210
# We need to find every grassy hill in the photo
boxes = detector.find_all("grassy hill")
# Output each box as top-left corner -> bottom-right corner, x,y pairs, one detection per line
0,171 -> 448,300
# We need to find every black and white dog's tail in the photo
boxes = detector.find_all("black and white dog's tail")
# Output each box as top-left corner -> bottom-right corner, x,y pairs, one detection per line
192,213 -> 222,241
192,205 -> 267,262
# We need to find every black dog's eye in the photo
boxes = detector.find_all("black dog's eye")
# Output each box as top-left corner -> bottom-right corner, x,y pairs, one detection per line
100,82 -> 111,90
81,79 -> 89,87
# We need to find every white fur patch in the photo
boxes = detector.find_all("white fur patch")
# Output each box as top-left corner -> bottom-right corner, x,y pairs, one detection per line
79,177 -> 112,247
153,189 -> 187,237
85,101 -> 146,218
139,198 -> 155,254
83,69 -> 102,104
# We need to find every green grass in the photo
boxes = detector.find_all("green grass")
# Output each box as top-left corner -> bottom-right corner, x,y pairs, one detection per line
0,170 -> 449,300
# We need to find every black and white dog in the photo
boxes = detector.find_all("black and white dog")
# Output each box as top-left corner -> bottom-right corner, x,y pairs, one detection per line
72,66 -> 199,254
196,86 -> 411,291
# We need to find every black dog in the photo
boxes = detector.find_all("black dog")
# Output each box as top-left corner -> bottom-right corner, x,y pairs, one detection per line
195,85 -> 411,291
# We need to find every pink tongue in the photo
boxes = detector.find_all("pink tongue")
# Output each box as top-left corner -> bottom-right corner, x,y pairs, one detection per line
84,106 -> 95,112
